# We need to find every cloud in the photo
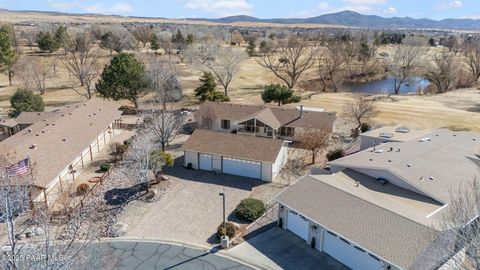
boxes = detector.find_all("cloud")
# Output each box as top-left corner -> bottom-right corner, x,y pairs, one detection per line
48,1 -> 133,14
437,0 -> 463,10
342,0 -> 387,4
183,0 -> 253,16
384,7 -> 397,14
47,0 -> 82,11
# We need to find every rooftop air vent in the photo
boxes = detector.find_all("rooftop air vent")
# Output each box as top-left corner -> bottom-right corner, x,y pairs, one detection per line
30,144 -> 36,149
395,126 -> 410,133
379,132 -> 394,138
429,176 -> 435,181
374,149 -> 384,153
407,164 -> 412,167
418,137 -> 431,142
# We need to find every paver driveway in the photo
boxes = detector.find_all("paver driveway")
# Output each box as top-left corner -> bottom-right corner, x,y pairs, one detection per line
127,166 -> 265,246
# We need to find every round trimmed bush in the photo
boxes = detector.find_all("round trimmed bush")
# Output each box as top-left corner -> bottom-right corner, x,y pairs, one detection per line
326,148 -> 345,161
100,163 -> 111,172
217,222 -> 236,239
235,198 -> 266,222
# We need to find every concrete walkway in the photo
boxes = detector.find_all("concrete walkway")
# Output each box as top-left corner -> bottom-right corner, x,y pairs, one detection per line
224,227 -> 348,270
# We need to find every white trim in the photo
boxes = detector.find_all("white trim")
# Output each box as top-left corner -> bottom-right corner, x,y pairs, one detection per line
426,204 -> 449,218
277,201 -> 401,270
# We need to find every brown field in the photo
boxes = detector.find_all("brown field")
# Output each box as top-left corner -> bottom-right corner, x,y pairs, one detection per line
1,41 -> 479,132
0,9 -> 345,29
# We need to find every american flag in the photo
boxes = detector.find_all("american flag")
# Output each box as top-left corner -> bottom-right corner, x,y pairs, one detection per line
5,158 -> 30,177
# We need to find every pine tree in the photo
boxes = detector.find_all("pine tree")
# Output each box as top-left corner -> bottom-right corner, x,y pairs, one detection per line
0,25 -> 15,85
150,33 -> 160,53
194,72 -> 229,102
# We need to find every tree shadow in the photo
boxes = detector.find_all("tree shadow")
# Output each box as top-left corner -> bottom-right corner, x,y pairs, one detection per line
104,183 -> 147,206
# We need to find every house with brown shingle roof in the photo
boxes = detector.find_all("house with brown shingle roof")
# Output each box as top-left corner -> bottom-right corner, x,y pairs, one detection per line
200,102 -> 335,140
183,129 -> 289,182
0,98 -> 122,206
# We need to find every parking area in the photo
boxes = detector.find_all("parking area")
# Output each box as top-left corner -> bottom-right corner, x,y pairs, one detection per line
125,166 -> 285,246
224,227 -> 348,270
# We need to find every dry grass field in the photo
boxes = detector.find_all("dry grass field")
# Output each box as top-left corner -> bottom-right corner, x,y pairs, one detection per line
1,41 -> 479,132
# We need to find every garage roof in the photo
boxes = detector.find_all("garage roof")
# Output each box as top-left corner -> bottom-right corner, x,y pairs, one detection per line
182,130 -> 285,163
276,175 -> 438,269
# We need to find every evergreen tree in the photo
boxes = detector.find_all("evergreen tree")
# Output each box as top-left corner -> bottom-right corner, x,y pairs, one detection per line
9,89 -> 44,117
0,25 -> 15,86
54,25 -> 69,49
246,40 -> 256,57
186,33 -> 194,44
261,84 -> 300,106
194,72 -> 229,102
96,53 -> 148,107
150,33 -> 160,53
36,31 -> 60,53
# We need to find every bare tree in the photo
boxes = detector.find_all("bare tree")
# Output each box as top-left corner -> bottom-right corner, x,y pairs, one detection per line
62,30 -> 103,99
142,55 -> 182,107
195,104 -> 216,130
131,25 -> 153,48
197,43 -> 247,96
100,25 -> 136,54
463,41 -> 480,82
14,57 -> 50,94
390,37 -> 426,95
143,107 -> 185,151
433,179 -> 480,269
20,28 -> 39,50
295,128 -> 331,164
156,31 -> 174,56
0,151 -> 99,270
318,41 -> 347,92
425,50 -> 459,93
258,36 -> 315,89
343,94 -> 377,137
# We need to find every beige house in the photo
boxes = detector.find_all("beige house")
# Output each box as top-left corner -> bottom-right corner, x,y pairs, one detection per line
199,102 -> 336,140
183,129 -> 289,182
276,128 -> 480,270
0,98 -> 123,206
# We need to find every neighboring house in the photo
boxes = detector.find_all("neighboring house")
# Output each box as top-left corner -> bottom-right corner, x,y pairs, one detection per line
276,128 -> 480,270
200,102 -> 336,141
182,129 -> 289,182
0,98 -> 123,207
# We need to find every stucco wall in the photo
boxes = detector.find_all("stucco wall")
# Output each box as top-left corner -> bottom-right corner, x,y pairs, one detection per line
184,150 -> 199,169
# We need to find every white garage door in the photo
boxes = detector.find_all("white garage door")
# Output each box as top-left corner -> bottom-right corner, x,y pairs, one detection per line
323,231 -> 384,270
287,210 -> 309,241
199,154 -> 213,171
222,157 -> 261,179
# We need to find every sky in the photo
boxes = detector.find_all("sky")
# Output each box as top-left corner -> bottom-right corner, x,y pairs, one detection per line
0,0 -> 479,20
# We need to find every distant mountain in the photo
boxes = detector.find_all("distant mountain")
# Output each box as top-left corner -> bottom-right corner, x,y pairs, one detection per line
197,11 -> 480,30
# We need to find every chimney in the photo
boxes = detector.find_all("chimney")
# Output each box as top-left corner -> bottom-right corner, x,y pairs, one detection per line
300,105 -> 304,118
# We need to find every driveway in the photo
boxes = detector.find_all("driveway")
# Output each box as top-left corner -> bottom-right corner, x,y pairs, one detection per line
76,240 -> 255,270
127,166 -> 269,246
224,227 -> 348,270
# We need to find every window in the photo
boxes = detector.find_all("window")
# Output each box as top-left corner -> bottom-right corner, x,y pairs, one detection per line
279,126 -> 294,137
221,119 -> 230,129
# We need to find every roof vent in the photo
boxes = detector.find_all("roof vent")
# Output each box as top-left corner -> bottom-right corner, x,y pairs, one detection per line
354,181 -> 360,187
429,176 -> 435,181
397,148 -> 401,152
28,128 -> 32,133
388,160 -> 392,162
62,138 -> 67,142
30,144 -> 37,149
379,132 -> 394,138
418,137 -> 431,142
374,149 -> 384,153
407,164 -> 412,167
420,176 -> 424,181
395,126 -> 410,133
473,138 -> 477,141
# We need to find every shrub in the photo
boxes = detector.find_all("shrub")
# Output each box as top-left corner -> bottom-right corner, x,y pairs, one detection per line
115,144 -> 128,155
100,163 -> 111,172
9,89 -> 45,117
217,222 -> 236,239
326,148 -> 345,161
123,139 -> 132,145
76,183 -> 90,196
360,122 -> 370,133
235,198 -> 266,222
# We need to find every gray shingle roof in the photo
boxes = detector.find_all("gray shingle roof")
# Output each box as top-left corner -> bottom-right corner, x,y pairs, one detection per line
276,175 -> 437,269
182,129 -> 284,162
0,98 -> 122,188
202,102 -> 336,131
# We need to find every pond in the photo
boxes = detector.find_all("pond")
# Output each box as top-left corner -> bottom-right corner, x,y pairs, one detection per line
343,76 -> 430,95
